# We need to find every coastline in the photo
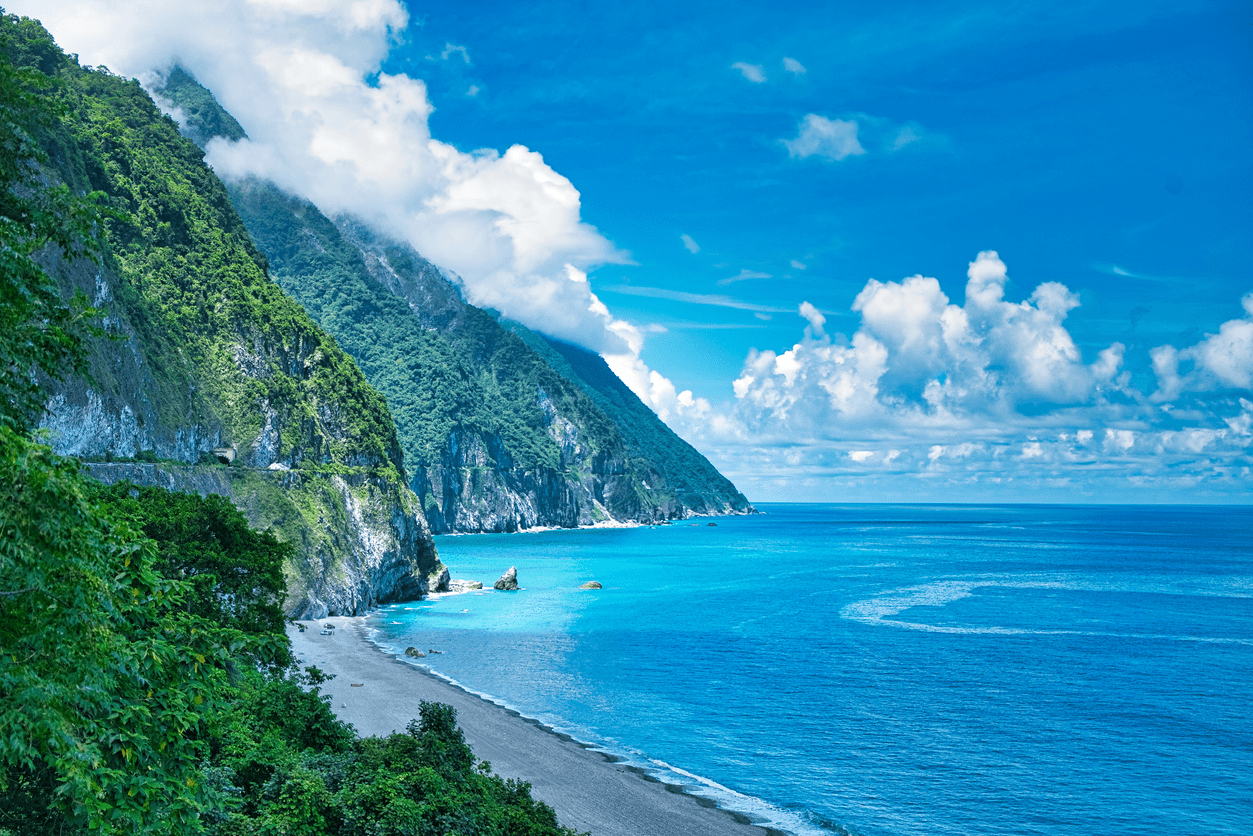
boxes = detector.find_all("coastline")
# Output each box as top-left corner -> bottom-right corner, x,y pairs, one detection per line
290,617 -> 785,836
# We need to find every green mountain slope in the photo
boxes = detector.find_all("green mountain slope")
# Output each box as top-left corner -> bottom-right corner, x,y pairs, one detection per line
155,68 -> 751,531
4,15 -> 441,616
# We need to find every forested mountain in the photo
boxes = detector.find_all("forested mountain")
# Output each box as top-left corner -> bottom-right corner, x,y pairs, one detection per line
157,71 -> 753,532
6,16 -> 442,617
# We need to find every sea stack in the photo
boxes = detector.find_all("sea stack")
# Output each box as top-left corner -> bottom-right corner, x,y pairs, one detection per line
494,567 -> 519,590
579,581 -> 603,589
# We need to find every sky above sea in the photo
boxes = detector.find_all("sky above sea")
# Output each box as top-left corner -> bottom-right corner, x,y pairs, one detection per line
13,0 -> 1252,502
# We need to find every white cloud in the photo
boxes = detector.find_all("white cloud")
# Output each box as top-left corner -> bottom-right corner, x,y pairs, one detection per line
672,254 -> 1253,501
680,233 -> 700,254
783,115 -> 864,161
782,57 -> 806,75
603,284 -> 792,314
717,269 -> 772,286
784,112 -> 935,162
848,450 -> 874,462
731,61 -> 766,83
790,259 -> 806,270
466,84 -> 480,97
440,42 -> 470,63
1151,292 -> 1253,400
15,0 -> 640,355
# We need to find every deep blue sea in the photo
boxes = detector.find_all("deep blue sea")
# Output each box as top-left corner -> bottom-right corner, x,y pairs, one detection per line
365,504 -> 1253,836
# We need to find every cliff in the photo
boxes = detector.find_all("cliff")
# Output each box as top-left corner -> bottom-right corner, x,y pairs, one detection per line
154,69 -> 752,532
5,17 -> 441,616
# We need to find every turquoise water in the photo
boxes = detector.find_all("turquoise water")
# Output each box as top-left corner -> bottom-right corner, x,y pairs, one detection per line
365,504 -> 1253,835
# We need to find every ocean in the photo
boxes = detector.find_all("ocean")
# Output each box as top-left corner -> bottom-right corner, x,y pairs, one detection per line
364,504 -> 1253,836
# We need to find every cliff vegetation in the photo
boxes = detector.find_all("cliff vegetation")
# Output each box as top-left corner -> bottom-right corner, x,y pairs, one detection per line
3,13 -> 440,617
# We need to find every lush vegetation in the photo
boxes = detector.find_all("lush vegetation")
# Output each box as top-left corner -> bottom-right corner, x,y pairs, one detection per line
157,70 -> 751,522
2,12 -> 402,473
1,18 -> 579,834
87,482 -> 292,650
222,178 -> 619,475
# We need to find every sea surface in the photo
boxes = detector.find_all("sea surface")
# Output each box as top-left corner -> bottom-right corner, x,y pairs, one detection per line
365,504 -> 1253,836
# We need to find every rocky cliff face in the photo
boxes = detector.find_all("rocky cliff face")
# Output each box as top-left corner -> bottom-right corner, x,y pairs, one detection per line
84,463 -> 443,619
18,43 -> 441,615
339,216 -> 754,532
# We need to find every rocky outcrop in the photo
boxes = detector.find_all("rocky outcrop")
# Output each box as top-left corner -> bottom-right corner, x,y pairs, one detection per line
494,567 -> 519,591
84,462 -> 440,619
579,581 -> 603,590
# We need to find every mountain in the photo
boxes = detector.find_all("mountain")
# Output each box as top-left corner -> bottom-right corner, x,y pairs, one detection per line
156,70 -> 753,533
5,17 -> 442,618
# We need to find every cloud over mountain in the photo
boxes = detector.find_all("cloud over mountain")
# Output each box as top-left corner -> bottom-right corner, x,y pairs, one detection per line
15,0 -> 635,355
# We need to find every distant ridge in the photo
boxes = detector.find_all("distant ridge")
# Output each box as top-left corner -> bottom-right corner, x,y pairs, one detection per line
156,68 -> 753,532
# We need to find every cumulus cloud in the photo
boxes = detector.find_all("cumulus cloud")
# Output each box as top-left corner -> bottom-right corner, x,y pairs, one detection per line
14,0 -> 637,355
666,252 -> 1252,500
790,259 -> 806,270
782,57 -> 806,75
783,115 -> 864,161
731,61 -> 766,83
680,233 -> 700,254
730,252 -> 1122,435
1150,292 -> 1253,400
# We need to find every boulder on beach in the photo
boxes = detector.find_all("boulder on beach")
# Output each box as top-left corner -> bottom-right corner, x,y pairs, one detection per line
494,566 -> 519,591
404,646 -> 426,658
579,581 -> 603,590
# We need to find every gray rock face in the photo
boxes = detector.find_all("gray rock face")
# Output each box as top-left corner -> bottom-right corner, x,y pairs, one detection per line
494,567 -> 519,591
338,221 -> 754,535
85,463 -> 440,619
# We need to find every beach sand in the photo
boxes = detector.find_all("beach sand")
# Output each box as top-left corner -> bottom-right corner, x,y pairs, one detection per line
290,617 -> 782,836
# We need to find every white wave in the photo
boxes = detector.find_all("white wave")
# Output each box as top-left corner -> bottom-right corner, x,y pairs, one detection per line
646,758 -> 835,836
841,574 -> 1253,645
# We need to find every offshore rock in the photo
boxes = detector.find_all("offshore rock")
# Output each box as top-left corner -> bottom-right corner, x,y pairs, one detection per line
579,581 -> 603,590
404,647 -> 426,658
427,563 -> 451,593
494,567 -> 519,591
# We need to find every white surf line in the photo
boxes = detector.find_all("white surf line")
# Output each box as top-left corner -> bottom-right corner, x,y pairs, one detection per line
362,624 -> 827,836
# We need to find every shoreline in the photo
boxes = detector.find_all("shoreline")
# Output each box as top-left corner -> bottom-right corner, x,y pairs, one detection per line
290,617 -> 786,836
431,506 -> 759,538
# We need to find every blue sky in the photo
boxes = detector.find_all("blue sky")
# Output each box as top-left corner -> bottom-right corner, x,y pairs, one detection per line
17,0 -> 1253,502
394,0 -> 1250,396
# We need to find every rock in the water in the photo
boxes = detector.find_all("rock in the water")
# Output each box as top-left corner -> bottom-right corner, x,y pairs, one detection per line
494,566 -> 519,591
449,579 -> 483,593
579,581 -> 603,590
427,563 -> 451,593
404,646 -> 426,658
707,522 -> 717,526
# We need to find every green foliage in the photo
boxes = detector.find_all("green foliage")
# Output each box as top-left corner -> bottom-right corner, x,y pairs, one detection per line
2,11 -> 402,472
0,17 -> 105,432
88,482 -> 292,662
0,428 -> 266,834
222,177 -> 597,474
206,699 -> 582,836
158,67 -> 247,145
